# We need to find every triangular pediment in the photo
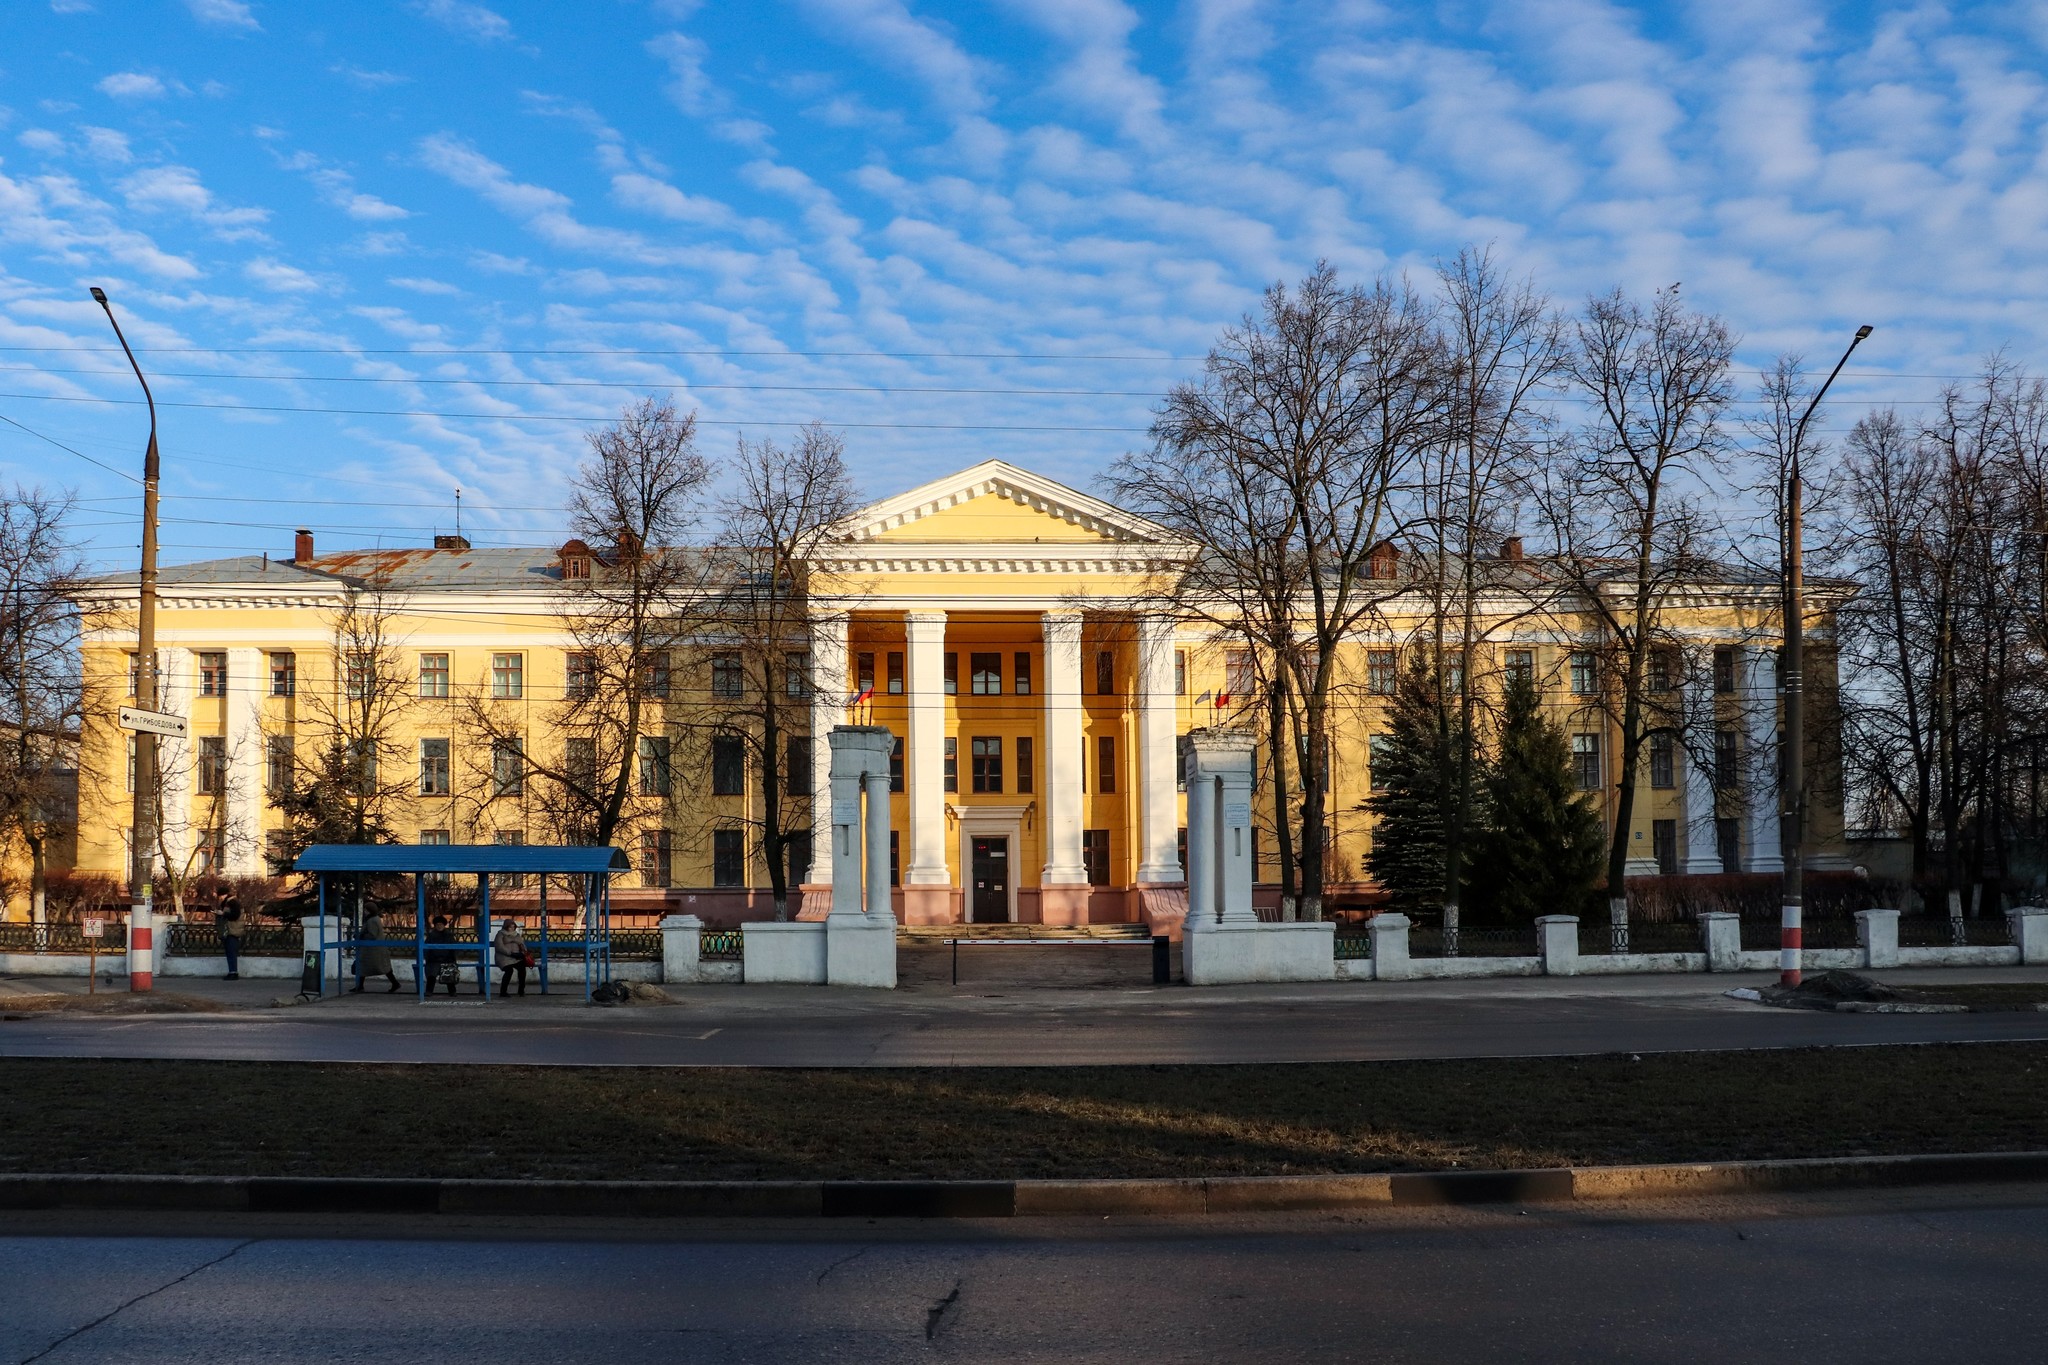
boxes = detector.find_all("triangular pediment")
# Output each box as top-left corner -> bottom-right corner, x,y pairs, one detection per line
830,460 -> 1173,546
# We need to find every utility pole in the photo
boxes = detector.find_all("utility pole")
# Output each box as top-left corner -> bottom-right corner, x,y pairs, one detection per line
1781,323 -> 1873,988
90,287 -> 162,992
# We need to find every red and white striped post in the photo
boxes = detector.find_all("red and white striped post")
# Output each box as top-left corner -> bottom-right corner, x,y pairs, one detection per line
1780,901 -> 1802,989
127,889 -> 154,993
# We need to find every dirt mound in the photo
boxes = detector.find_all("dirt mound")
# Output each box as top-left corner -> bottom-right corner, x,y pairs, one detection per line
0,991 -> 234,1018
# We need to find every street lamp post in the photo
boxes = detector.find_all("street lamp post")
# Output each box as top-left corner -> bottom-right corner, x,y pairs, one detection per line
90,287 -> 163,992
1781,323 -> 1873,989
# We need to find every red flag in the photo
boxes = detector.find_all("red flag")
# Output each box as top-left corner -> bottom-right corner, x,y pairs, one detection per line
848,685 -> 875,707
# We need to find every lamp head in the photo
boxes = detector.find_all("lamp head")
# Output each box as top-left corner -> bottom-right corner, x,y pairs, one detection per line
1854,324 -> 1873,341
89,286 -> 108,305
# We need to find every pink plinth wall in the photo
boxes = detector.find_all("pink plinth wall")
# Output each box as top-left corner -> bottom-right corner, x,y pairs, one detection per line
1138,884 -> 1191,941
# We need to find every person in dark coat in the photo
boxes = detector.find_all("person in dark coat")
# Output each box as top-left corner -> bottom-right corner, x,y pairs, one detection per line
425,915 -> 460,996
216,892 -> 244,981
493,919 -> 529,997
350,910 -> 399,993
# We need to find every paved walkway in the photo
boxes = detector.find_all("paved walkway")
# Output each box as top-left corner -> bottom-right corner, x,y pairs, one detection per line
4,955 -> 2046,1067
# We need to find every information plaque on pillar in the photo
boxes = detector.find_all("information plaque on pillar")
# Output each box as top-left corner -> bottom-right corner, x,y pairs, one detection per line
832,799 -> 860,826
1223,801 -> 1251,826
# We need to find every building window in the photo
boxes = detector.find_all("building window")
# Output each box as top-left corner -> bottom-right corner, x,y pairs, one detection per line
344,652 -> 372,700
712,829 -> 745,887
943,652 -> 958,696
1016,736 -> 1034,794
1505,649 -> 1534,689
857,652 -> 875,695
1367,650 -> 1396,695
1649,733 -> 1675,790
638,830 -> 672,889
269,651 -> 296,697
1716,817 -> 1742,872
344,739 -> 378,790
196,827 -> 223,874
1649,649 -> 1677,693
785,651 -> 810,698
1082,829 -> 1111,886
711,652 -> 743,699
565,736 -> 597,793
417,828 -> 450,884
1572,733 -> 1601,792
971,652 -> 1001,695
491,739 -> 524,796
1713,646 -> 1737,694
1096,735 -> 1116,794
419,738 -> 450,796
126,735 -> 137,793
640,651 -> 672,699
419,653 -> 449,699
1714,729 -> 1738,790
494,829 -> 526,889
784,830 -> 812,891
1175,649 -> 1187,696
944,736 -> 958,793
971,736 -> 1003,793
889,830 -> 900,886
198,652 -> 227,698
266,734 -> 293,795
887,651 -> 904,695
1570,651 -> 1597,696
197,736 -> 226,795
889,735 -> 904,792
566,652 -> 596,700
786,736 -> 813,798
1444,656 -> 1465,696
638,735 -> 672,797
711,735 -> 745,796
127,652 -> 141,698
491,653 -> 524,700
1176,734 -> 1192,793
1653,819 -> 1678,875
1091,650 -> 1112,696
1014,652 -> 1032,696
1368,734 -> 1391,790
563,554 -> 591,581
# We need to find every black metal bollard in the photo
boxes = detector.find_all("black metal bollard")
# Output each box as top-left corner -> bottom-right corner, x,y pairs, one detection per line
1152,935 -> 1171,984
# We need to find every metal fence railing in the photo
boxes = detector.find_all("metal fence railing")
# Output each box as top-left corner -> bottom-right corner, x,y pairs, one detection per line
1899,915 -> 2012,949
0,921 -> 128,953
1586,919 -> 1703,955
1333,934 -> 1372,962
700,929 -> 743,961
610,929 -> 662,961
1408,922 -> 1537,958
163,921 -> 301,957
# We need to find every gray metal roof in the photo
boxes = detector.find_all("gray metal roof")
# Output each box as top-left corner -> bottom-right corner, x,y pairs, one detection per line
294,844 -> 630,874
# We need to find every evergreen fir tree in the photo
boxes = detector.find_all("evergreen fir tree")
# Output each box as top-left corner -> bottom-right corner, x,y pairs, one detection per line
1470,669 -> 1606,923
1363,658 -> 1470,916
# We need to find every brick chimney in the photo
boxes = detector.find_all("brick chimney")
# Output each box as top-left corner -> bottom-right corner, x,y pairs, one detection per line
433,534 -> 470,551
1501,535 -> 1523,562
293,528 -> 314,565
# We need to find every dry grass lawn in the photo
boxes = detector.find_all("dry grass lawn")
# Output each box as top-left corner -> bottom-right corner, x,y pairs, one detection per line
0,1044 -> 2043,1181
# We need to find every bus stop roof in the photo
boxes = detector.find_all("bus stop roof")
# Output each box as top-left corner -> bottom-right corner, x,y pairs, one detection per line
294,845 -> 630,875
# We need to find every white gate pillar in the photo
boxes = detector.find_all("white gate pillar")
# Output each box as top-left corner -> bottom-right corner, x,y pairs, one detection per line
825,724 -> 896,986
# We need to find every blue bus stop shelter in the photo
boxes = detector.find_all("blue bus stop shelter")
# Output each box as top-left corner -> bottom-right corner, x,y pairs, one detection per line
292,844 -> 630,1002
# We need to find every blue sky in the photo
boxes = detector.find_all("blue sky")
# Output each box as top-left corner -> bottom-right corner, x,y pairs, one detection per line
3,0 -> 2046,568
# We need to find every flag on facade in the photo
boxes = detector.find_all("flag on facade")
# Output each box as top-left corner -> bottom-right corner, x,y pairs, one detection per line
848,684 -> 875,708
1214,690 -> 1231,708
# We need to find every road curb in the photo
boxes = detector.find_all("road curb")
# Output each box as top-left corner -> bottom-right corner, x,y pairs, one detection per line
4,1152 -> 2047,1220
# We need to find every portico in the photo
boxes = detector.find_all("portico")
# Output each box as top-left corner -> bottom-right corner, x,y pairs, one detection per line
798,461 -> 1195,930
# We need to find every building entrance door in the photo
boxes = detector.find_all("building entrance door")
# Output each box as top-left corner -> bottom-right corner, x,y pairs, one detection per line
970,837 -> 1009,923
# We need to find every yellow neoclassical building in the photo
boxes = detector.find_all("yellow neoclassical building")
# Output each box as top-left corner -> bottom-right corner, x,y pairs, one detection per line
64,460 -> 1848,927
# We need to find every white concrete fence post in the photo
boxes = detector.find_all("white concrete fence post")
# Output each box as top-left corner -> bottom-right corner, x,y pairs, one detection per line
1368,913 -> 1411,981
660,913 -> 702,985
300,913 -> 338,984
1536,915 -> 1579,976
825,724 -> 897,988
1699,911 -> 1742,972
1856,908 -> 1901,969
2007,906 -> 2048,965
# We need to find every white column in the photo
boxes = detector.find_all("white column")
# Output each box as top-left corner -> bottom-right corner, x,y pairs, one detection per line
224,647 -> 265,875
1040,611 -> 1087,887
864,769 -> 892,924
1184,755 -> 1215,929
1215,760 -> 1257,924
156,648 -> 193,878
1744,646 -> 1783,874
806,612 -> 849,885
1134,616 -> 1182,883
1680,671 -> 1723,874
904,610 -> 949,887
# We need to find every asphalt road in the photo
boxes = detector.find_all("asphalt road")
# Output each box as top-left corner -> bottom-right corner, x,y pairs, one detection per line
5,1189 -> 2045,1362
3,966 -> 2048,1066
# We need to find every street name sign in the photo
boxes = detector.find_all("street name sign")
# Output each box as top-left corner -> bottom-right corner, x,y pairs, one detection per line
118,706 -> 187,738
